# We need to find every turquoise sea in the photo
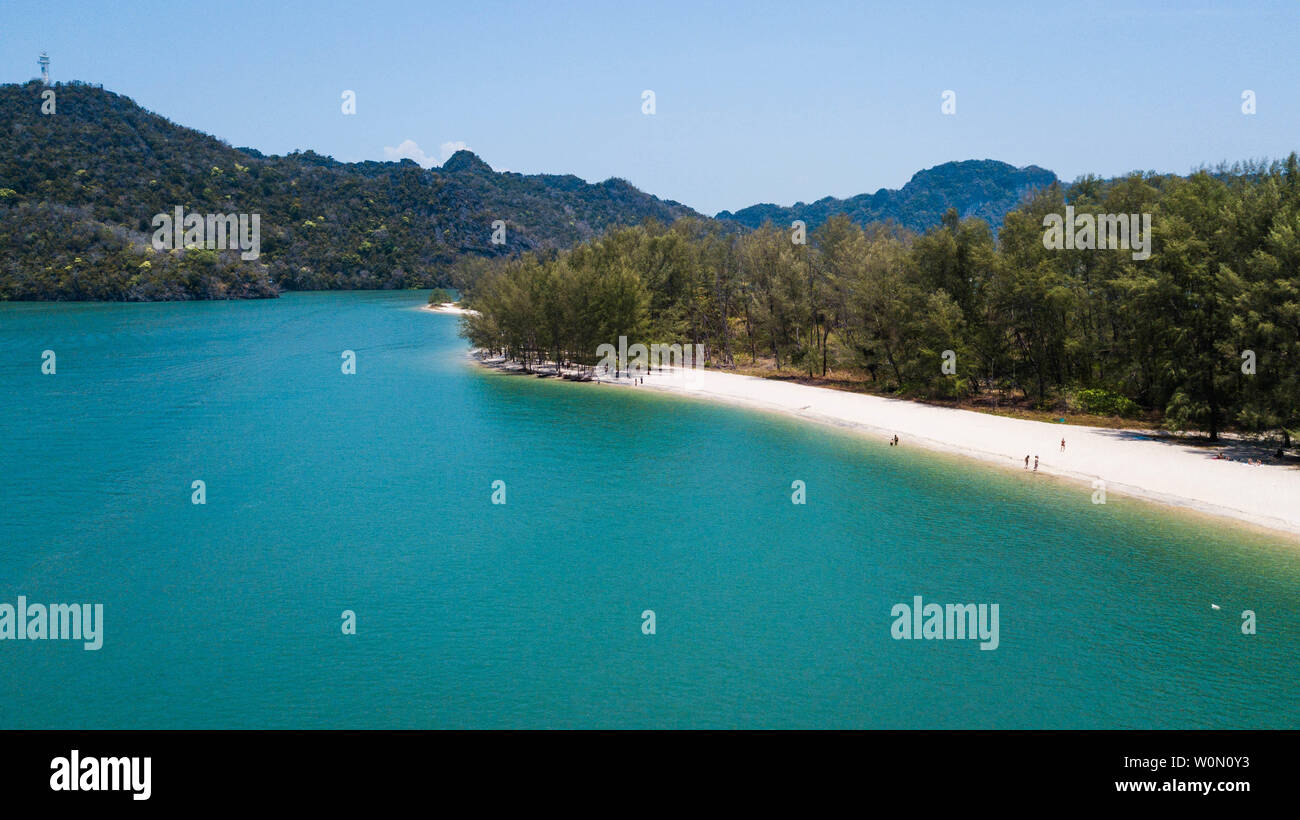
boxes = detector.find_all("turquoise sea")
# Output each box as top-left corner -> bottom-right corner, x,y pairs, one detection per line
1,290 -> 1296,728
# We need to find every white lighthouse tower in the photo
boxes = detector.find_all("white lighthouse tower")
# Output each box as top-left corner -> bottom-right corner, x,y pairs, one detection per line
38,52 -> 50,85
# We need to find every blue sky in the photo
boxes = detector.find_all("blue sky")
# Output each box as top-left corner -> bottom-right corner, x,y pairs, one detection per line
3,0 -> 1297,215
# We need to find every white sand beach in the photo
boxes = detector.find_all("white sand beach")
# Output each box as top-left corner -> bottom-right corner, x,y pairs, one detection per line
584,364 -> 1300,538
421,302 -> 478,316
442,327 -> 1299,537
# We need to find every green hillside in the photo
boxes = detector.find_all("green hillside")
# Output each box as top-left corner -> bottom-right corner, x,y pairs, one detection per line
0,80 -> 701,300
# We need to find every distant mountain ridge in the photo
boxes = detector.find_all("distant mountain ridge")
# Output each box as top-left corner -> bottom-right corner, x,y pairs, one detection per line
0,80 -> 701,299
2,80 -> 1060,302
716,159 -> 1058,233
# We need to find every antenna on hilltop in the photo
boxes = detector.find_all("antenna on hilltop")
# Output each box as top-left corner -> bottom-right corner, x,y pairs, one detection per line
38,52 -> 50,85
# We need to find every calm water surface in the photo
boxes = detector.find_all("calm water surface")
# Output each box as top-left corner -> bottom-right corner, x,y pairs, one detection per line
1,291 -> 1296,728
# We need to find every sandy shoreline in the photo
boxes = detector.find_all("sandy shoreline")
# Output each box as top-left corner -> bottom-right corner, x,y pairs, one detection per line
619,366 -> 1300,538
420,302 -> 477,316
435,329 -> 1300,537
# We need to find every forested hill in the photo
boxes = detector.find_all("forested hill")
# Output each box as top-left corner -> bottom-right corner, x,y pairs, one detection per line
0,80 -> 701,300
717,160 -> 1057,233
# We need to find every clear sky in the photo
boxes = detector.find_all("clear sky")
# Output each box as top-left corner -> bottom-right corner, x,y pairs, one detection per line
3,0 -> 1297,215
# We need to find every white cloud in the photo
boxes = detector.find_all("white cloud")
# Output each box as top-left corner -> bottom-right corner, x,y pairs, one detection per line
381,139 -> 474,168
439,141 -> 468,162
383,139 -> 436,168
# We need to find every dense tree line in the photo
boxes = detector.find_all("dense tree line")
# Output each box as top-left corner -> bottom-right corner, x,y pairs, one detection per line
460,158 -> 1300,449
0,200 -> 277,300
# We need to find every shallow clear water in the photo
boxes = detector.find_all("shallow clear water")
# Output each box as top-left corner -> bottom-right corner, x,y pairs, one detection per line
1,290 -> 1296,728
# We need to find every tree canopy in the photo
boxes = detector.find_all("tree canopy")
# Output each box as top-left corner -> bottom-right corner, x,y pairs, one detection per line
460,159 -> 1300,449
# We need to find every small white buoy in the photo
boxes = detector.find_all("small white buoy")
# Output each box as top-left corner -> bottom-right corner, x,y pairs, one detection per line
1211,604 -> 1221,610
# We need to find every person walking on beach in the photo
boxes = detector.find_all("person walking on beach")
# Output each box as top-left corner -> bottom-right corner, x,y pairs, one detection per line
893,435 -> 899,446
1024,454 -> 1030,469
1033,455 -> 1039,471
1060,437 -> 1066,452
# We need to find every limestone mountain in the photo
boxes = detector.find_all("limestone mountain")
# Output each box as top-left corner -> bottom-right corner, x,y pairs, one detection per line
0,80 -> 701,299
716,159 -> 1058,233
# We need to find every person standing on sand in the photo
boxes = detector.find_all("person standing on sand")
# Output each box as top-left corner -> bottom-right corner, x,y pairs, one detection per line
893,435 -> 899,446
1060,438 -> 1066,452
1024,455 -> 1030,469
1034,455 -> 1039,471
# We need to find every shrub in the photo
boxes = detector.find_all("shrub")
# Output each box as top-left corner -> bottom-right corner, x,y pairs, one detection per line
1074,388 -> 1140,417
